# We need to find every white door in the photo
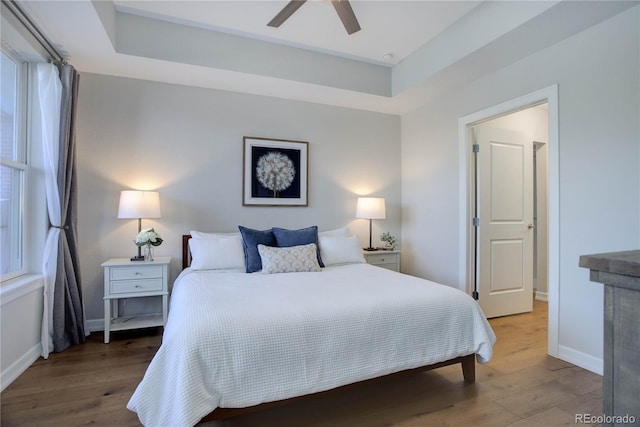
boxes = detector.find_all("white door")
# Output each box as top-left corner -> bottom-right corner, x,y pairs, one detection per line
476,127 -> 534,318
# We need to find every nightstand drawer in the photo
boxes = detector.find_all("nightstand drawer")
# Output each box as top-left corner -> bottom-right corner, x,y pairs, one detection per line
110,278 -> 164,294
362,251 -> 400,272
366,254 -> 396,265
110,265 -> 163,281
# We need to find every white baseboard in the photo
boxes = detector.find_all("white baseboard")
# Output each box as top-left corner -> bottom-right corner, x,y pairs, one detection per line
86,318 -> 104,332
1,343 -> 41,392
1,320 -> 107,391
535,291 -> 549,302
558,344 -> 603,375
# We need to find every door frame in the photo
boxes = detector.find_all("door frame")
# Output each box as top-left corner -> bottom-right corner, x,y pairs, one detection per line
458,85 -> 559,357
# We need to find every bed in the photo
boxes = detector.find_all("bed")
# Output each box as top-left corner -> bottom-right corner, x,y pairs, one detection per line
127,230 -> 496,426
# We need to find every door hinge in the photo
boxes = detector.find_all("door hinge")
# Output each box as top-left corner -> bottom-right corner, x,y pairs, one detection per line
472,144 -> 480,153
472,217 -> 480,227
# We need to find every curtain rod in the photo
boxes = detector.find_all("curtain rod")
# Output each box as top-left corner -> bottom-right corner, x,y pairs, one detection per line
2,0 -> 65,64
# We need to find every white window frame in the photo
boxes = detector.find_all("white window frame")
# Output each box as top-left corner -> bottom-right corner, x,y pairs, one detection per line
1,48 -> 30,282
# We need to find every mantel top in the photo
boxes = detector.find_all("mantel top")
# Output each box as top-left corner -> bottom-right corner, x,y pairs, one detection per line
579,250 -> 640,278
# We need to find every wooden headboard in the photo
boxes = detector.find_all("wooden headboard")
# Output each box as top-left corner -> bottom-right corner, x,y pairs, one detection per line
182,235 -> 192,270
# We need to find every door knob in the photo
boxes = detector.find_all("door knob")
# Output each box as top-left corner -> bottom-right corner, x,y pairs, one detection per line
528,223 -> 535,229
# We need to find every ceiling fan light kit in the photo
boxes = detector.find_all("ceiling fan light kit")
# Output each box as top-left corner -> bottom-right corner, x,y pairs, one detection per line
268,0 -> 361,35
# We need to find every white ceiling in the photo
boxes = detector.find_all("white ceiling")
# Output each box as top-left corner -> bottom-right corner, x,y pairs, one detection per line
112,1 -> 481,66
14,0 -> 638,115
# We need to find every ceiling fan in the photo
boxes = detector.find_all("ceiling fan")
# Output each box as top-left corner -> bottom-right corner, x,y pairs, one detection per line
268,0 -> 361,35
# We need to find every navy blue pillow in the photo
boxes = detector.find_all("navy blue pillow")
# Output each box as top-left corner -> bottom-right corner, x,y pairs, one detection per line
238,226 -> 276,273
272,226 -> 324,268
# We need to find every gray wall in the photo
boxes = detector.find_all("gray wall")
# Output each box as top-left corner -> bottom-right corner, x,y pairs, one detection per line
76,74 -> 401,326
401,6 -> 639,372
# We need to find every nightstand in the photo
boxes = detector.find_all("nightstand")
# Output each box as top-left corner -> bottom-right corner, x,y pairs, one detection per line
362,250 -> 400,272
101,257 -> 171,344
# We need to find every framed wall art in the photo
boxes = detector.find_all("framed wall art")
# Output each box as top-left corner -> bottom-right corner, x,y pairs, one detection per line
243,137 -> 308,206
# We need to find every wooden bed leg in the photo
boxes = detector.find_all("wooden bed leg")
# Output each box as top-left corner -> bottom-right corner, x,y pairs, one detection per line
461,354 -> 476,383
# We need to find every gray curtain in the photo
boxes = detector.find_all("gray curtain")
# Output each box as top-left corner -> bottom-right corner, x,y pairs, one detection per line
52,64 -> 86,352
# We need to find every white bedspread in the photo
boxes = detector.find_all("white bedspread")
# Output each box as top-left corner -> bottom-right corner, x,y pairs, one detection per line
127,264 -> 496,427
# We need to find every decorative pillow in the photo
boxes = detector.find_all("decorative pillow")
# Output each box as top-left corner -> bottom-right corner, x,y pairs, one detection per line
238,226 -> 276,273
190,230 -> 241,239
272,226 -> 324,267
318,235 -> 366,266
318,227 -> 350,237
189,237 -> 245,270
258,243 -> 322,274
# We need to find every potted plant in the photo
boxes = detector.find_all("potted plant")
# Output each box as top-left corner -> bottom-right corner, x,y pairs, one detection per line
380,232 -> 397,250
135,228 -> 163,261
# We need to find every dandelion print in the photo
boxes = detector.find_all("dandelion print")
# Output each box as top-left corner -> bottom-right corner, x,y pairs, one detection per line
256,151 -> 296,197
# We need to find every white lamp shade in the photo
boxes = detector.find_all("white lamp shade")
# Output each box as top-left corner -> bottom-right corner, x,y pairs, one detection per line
117,190 -> 161,219
355,197 -> 386,219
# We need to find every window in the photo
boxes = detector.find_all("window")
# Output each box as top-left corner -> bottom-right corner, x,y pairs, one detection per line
1,50 -> 28,281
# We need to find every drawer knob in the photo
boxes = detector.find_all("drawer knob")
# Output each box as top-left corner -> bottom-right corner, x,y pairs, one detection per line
135,272 -> 141,275
380,258 -> 385,262
135,285 -> 141,288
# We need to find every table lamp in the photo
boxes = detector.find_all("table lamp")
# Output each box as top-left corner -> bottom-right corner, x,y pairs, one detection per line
355,197 -> 386,251
118,190 -> 161,261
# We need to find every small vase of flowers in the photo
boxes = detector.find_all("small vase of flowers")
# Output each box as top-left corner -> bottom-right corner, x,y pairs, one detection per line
380,232 -> 397,250
135,228 -> 163,261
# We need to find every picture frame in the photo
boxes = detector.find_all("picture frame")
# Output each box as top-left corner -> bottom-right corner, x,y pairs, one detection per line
243,136 -> 308,206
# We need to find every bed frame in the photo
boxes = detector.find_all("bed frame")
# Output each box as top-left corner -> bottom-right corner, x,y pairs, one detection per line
181,235 -> 476,422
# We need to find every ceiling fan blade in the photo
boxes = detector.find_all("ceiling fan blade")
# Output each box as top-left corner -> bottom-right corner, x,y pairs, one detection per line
331,0 -> 361,35
268,1 -> 307,28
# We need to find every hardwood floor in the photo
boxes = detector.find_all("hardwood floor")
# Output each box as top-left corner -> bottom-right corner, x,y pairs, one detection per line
1,300 -> 602,426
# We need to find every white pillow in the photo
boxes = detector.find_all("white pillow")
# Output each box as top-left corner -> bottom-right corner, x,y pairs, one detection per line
318,235 -> 366,266
189,236 -> 245,270
190,230 -> 241,239
258,243 -> 321,274
318,227 -> 350,237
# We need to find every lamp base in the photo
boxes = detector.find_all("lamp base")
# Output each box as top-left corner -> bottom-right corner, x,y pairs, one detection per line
363,247 -> 377,251
131,241 -> 144,261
